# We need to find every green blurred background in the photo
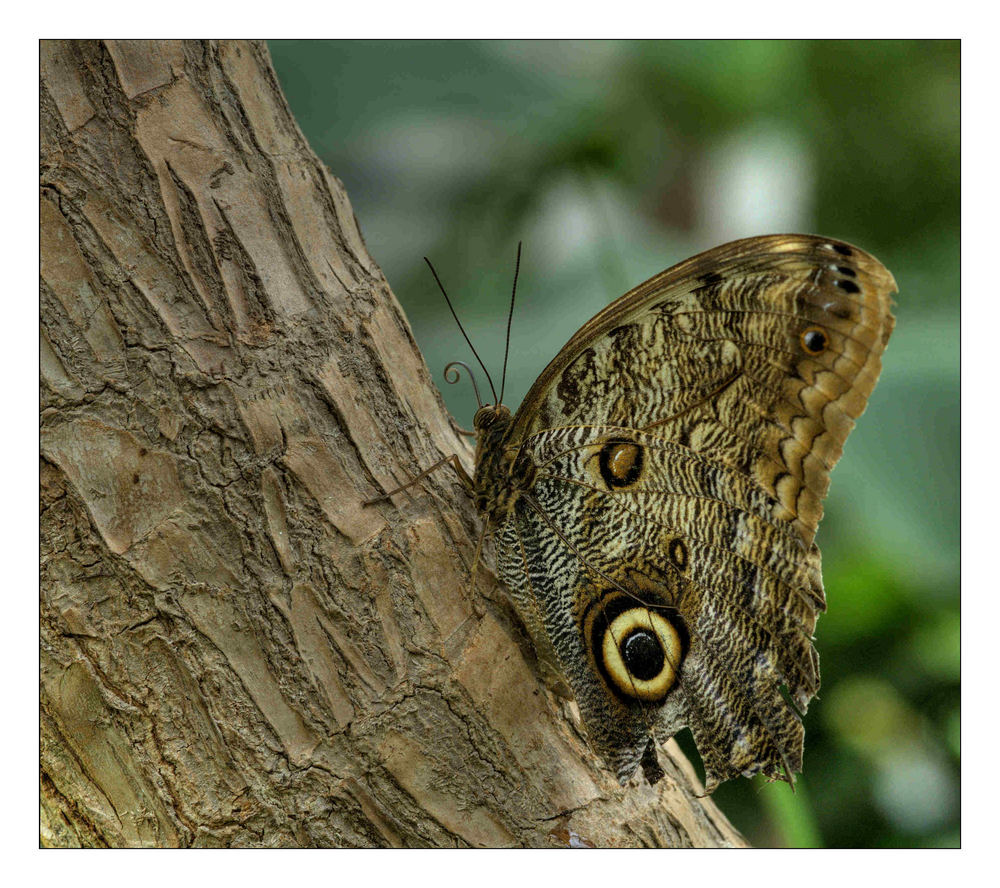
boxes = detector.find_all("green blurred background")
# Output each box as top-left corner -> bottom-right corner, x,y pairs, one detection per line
269,39 -> 959,848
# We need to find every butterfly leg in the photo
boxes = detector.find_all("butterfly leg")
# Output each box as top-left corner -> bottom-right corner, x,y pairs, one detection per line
363,453 -> 473,505
449,416 -> 477,437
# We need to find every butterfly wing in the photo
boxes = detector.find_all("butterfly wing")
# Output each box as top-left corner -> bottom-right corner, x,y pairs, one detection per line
494,234 -> 896,788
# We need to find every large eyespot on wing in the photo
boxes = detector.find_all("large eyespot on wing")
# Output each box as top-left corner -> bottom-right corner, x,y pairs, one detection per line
584,596 -> 688,704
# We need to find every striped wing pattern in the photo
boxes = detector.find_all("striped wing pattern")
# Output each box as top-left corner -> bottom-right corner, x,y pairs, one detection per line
489,235 -> 895,787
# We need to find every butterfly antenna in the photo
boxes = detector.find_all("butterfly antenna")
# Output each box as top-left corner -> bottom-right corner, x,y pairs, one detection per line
499,241 -> 522,407
425,257 -> 499,405
444,360 -> 484,409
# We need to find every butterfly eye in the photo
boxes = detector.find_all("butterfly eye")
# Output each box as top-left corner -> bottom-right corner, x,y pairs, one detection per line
473,406 -> 496,429
600,608 -> 682,702
473,405 -> 512,431
800,326 -> 829,355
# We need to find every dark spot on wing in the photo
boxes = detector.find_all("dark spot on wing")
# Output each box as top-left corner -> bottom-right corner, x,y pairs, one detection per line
834,278 -> 861,294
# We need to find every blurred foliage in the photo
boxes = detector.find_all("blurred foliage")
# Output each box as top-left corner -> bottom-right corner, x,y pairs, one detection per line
270,39 -> 959,848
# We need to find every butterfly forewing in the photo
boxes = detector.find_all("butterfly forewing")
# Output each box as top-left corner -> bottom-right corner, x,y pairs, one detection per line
487,235 -> 895,788
512,235 -> 894,546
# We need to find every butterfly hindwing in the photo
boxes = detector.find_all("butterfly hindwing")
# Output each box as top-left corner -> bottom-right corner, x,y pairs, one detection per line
488,235 -> 895,787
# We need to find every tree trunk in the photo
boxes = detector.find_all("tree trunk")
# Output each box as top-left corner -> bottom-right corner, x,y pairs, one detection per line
39,39 -> 746,848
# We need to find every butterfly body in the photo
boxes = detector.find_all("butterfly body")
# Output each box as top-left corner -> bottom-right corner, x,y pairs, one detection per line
471,405 -> 529,523
454,235 -> 895,789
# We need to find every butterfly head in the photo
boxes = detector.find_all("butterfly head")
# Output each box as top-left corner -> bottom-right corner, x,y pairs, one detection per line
472,403 -> 512,432
471,403 -> 535,524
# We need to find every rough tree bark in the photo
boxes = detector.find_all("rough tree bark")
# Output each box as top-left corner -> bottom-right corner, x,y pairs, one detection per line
39,39 -> 746,848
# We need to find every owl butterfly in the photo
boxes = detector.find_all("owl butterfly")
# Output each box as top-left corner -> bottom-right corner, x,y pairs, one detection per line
379,234 -> 896,791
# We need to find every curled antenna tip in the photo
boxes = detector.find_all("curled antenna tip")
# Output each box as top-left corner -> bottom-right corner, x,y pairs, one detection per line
444,360 -> 484,409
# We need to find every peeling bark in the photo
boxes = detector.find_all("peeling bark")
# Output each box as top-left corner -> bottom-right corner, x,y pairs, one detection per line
39,39 -> 747,848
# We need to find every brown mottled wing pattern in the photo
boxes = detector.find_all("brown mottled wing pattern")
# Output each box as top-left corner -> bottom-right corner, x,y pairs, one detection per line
492,235 -> 896,788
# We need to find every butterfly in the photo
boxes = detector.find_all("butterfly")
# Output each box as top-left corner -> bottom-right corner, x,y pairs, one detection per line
375,234 -> 896,790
